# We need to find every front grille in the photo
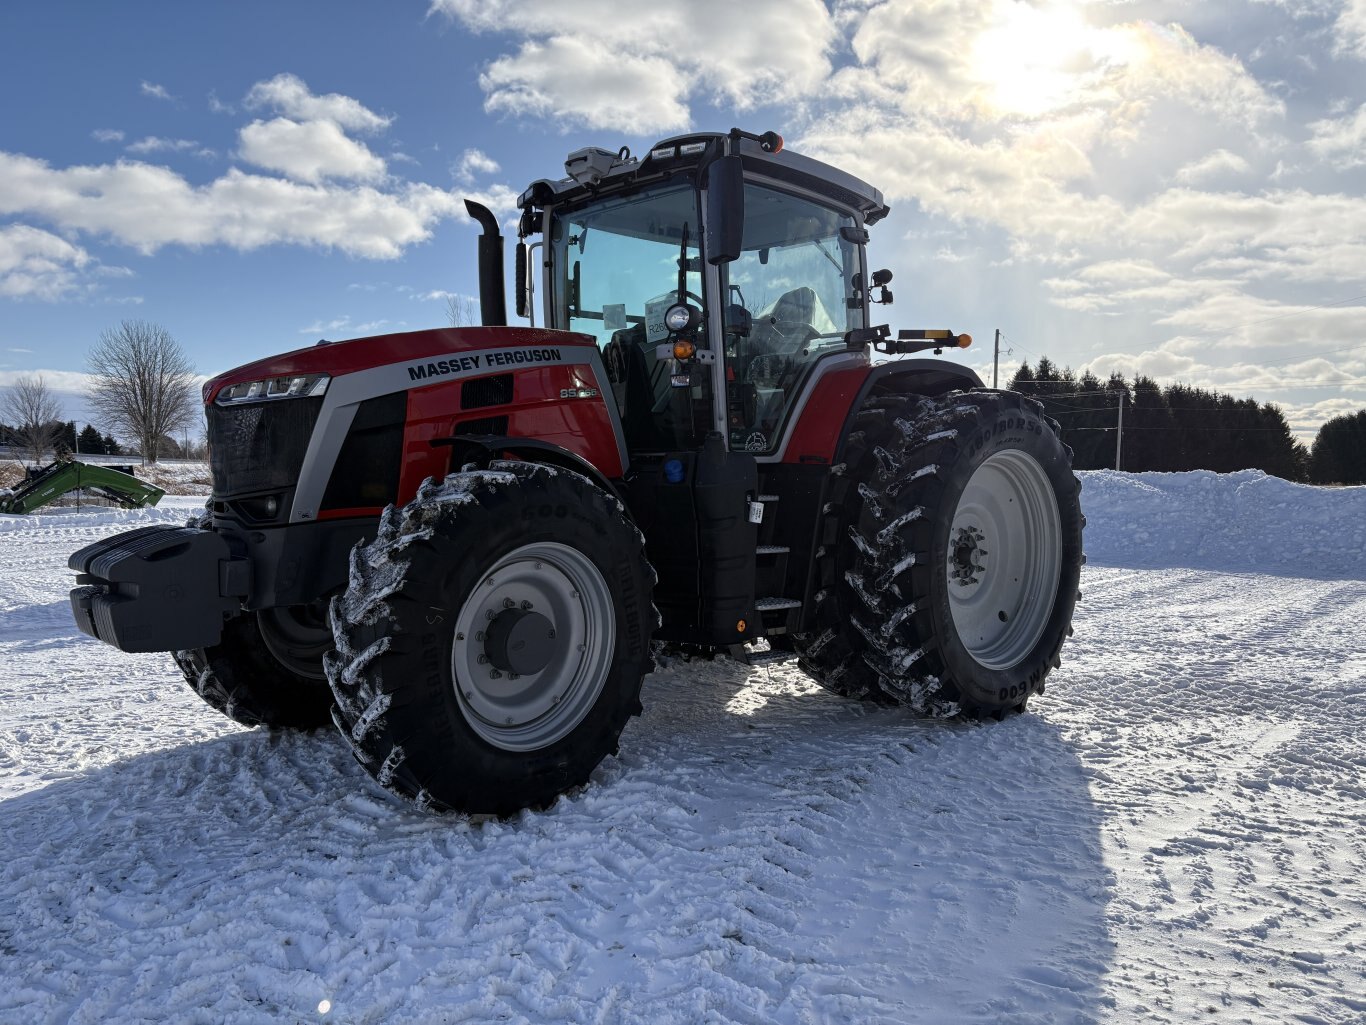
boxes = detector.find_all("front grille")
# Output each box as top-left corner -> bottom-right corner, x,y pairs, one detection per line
207,397 -> 324,497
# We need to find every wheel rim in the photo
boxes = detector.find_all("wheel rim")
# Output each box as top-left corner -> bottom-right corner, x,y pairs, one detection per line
947,450 -> 1062,671
451,542 -> 616,752
257,603 -> 332,680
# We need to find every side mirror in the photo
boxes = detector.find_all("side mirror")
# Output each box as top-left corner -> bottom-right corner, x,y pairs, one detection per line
705,155 -> 744,265
515,242 -> 528,319
872,268 -> 894,306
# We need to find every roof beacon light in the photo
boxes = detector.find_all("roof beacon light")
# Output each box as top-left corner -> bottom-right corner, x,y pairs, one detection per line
759,131 -> 784,153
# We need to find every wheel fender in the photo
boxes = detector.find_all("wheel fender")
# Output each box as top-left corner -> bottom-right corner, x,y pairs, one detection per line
835,361 -> 984,462
442,434 -> 627,508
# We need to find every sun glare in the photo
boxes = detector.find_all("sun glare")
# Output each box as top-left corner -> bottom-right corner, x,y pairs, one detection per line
970,2 -> 1100,117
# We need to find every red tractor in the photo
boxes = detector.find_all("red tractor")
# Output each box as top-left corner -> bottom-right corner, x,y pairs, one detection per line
69,129 -> 1083,815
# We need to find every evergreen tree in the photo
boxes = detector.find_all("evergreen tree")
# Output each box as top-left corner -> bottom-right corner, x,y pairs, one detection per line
1310,410 -> 1366,484
102,433 -> 121,456
78,424 -> 105,455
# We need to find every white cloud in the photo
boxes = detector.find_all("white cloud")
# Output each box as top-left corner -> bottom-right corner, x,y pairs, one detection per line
480,37 -> 690,133
243,73 -> 391,133
1333,0 -> 1366,57
91,129 -> 124,144
140,81 -> 174,102
0,368 -> 98,399
453,147 -> 499,183
1173,149 -> 1252,184
1307,102 -> 1366,168
0,224 -> 92,300
298,316 -> 402,337
0,151 -> 467,259
208,91 -> 235,115
431,0 -> 836,133
237,118 -> 387,183
836,5 -> 1282,128
126,136 -> 210,157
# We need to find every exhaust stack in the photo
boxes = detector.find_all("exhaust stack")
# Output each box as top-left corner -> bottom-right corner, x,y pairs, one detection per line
464,199 -> 507,327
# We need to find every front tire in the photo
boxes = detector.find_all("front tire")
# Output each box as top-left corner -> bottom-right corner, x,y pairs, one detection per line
794,390 -> 1083,716
172,611 -> 335,729
174,502 -> 335,729
326,462 -> 655,815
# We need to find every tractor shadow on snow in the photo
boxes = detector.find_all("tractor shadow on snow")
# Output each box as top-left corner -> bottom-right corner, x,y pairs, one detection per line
1,658 -> 1116,1023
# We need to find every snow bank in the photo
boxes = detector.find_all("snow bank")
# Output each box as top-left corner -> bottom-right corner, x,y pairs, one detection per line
0,495 -> 204,533
1080,469 -> 1366,577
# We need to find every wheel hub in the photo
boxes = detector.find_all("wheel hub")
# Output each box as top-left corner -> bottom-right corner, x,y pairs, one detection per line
950,525 -> 987,587
483,607 -> 557,676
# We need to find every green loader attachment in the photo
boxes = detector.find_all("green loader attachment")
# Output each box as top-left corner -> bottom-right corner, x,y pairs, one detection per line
0,459 -> 165,514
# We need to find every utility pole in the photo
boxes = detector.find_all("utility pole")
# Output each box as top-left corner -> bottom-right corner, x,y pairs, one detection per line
1115,389 -> 1127,471
993,328 -> 1001,389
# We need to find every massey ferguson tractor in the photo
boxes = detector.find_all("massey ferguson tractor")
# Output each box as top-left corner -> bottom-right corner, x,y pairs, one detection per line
68,129 -> 1084,815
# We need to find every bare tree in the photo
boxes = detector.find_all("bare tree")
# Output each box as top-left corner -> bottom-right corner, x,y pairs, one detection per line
445,293 -> 478,328
87,320 -> 198,464
0,374 -> 64,465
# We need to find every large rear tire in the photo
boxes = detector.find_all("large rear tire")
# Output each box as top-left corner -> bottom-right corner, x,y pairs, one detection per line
793,390 -> 1083,716
326,462 -> 655,816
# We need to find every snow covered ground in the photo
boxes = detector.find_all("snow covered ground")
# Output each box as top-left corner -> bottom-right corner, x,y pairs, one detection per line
1,471 -> 1363,1024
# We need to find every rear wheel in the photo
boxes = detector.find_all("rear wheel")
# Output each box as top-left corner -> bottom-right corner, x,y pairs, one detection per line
326,462 -> 655,816
793,390 -> 1083,716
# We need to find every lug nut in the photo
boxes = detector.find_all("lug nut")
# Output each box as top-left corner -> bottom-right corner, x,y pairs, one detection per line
503,598 -> 516,609
475,631 -> 485,642
490,670 -> 502,679
477,655 -> 488,664
520,600 -> 533,610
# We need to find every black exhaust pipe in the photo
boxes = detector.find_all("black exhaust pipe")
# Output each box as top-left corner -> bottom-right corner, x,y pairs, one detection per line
464,199 -> 507,327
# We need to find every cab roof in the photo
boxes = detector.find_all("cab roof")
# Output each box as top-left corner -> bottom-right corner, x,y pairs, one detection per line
517,131 -> 890,225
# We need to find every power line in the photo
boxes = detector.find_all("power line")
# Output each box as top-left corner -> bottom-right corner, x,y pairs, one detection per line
1070,425 -> 1294,433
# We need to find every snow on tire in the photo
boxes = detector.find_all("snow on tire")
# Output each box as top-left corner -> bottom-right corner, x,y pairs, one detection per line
325,461 -> 656,816
794,390 -> 1084,716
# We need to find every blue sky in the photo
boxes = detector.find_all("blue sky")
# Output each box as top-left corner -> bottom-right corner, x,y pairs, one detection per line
2,0 -> 1365,442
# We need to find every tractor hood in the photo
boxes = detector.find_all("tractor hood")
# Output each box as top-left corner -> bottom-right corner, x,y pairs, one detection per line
202,326 -> 594,405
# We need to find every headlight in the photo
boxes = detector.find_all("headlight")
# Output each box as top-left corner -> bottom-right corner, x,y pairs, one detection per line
216,373 -> 330,405
664,304 -> 699,333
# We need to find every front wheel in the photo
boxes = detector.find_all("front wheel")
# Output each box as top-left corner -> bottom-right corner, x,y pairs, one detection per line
326,462 -> 655,815
173,611 -> 335,729
794,390 -> 1084,716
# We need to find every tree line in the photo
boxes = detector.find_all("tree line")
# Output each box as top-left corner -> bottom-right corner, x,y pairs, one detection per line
1,320 -> 199,466
1009,358 -> 1365,484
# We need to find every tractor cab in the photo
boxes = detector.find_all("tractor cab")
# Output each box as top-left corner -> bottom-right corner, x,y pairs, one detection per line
510,130 -> 888,459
